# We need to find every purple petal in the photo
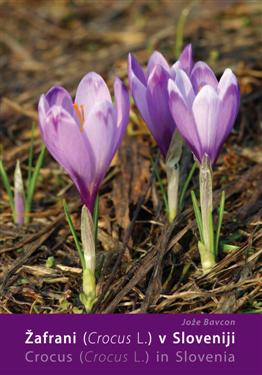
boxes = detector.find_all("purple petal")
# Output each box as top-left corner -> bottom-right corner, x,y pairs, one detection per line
192,85 -> 220,163
174,68 -> 195,107
218,69 -> 240,141
168,79 -> 202,162
147,51 -> 170,78
113,77 -> 130,154
129,59 -> 153,133
45,86 -> 74,116
215,83 -> 239,159
170,60 -> 181,79
15,191 -> 24,225
128,53 -> 147,89
190,61 -> 218,93
40,105 -> 95,210
75,72 -> 112,119
178,44 -> 193,76
218,68 -> 239,99
38,94 -> 49,135
146,65 -> 175,156
84,101 -> 116,189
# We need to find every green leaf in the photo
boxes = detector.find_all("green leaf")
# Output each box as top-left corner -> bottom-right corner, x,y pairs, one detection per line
24,144 -> 45,223
0,159 -> 15,219
215,190 -> 225,257
208,210 -> 215,257
191,190 -> 204,243
222,244 -> 239,253
63,199 -> 86,270
151,157 -> 168,215
45,256 -> 55,268
92,195 -> 99,246
179,161 -> 197,210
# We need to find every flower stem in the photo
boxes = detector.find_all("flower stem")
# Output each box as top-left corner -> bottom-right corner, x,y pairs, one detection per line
80,206 -> 97,313
80,268 -> 97,313
165,130 -> 183,223
199,155 -> 216,272
167,164 -> 179,222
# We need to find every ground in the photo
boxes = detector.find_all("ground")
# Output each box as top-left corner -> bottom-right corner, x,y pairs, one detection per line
0,0 -> 261,313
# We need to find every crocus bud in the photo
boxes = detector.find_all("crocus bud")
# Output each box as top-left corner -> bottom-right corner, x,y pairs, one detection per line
14,160 -> 25,225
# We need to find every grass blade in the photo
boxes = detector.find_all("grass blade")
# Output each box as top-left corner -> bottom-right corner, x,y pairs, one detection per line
223,244 -> 239,253
26,122 -> 35,191
25,144 -> 45,223
215,190 -> 225,257
0,159 -> 15,219
179,161 -> 197,210
191,190 -> 204,242
175,5 -> 190,58
63,199 -> 86,270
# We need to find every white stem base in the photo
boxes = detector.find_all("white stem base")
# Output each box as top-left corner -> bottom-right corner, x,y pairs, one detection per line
167,166 -> 179,223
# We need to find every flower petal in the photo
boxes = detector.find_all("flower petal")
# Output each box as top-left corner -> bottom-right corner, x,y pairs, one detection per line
128,53 -> 147,89
75,72 -> 112,119
129,57 -> 152,133
174,68 -> 195,107
178,44 -> 193,76
40,105 -> 94,209
215,83 -> 239,159
113,77 -> 130,154
146,65 -> 175,156
147,51 -> 170,77
170,60 -> 181,79
192,85 -> 220,163
84,101 -> 116,187
190,61 -> 218,93
218,68 -> 239,100
168,79 -> 202,161
38,94 -> 49,135
45,86 -> 74,116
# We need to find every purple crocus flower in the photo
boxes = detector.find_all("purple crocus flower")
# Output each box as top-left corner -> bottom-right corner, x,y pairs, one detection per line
38,73 -> 130,212
128,44 -> 193,156
168,63 -> 240,164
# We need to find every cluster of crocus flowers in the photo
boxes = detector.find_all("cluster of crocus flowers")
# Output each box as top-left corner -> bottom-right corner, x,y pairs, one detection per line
38,72 -> 130,311
129,44 -> 239,271
168,63 -> 240,271
38,44 -> 240,306
128,45 -> 194,222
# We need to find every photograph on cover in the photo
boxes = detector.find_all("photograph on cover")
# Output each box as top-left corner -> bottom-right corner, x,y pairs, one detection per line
0,0 -> 261,315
